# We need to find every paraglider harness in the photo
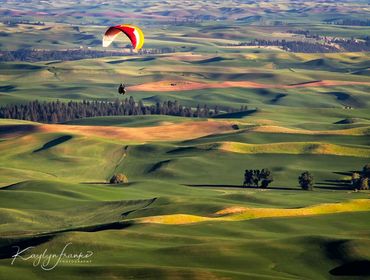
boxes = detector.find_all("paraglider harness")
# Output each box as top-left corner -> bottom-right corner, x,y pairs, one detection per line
118,83 -> 126,95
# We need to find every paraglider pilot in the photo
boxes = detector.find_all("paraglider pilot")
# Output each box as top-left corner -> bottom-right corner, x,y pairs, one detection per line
118,83 -> 126,95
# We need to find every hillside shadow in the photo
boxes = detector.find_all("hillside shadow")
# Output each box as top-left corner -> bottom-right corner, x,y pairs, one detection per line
0,85 -> 16,92
0,234 -> 55,259
33,135 -> 72,153
324,239 -> 370,276
107,57 -> 155,64
316,179 -> 353,190
269,93 -> 287,104
0,125 -> 38,137
330,260 -> 370,276
315,170 -> 360,190
80,182 -> 137,186
333,171 -> 356,176
147,160 -> 172,173
213,109 -> 257,119
125,57 -> 156,63
184,184 -> 299,191
167,146 -> 202,154
192,56 -> 233,64
0,221 -> 136,259
326,92 -> 362,108
180,128 -> 248,145
289,80 -> 322,86
56,221 -> 134,233
80,182 -> 110,185
0,181 -> 26,190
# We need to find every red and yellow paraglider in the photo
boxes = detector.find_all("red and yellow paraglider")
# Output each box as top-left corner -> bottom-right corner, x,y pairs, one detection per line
102,24 -> 144,51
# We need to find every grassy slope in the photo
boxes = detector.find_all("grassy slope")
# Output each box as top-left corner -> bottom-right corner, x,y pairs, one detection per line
0,122 -> 369,272
0,3 -> 370,278
0,177 -> 369,279
1,52 -> 369,106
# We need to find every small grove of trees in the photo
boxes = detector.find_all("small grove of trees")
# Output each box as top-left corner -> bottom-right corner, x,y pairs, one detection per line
230,37 -> 370,53
109,173 -> 128,184
243,169 -> 274,188
231,39 -> 338,53
241,166 -> 369,191
351,164 -> 370,190
325,19 -> 370,26
298,171 -> 314,191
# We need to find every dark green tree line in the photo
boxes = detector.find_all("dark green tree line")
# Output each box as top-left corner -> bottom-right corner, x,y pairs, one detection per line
0,98 -> 246,123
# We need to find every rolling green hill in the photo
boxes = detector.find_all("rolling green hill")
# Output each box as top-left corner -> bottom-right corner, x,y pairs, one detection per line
0,116 -> 369,279
0,0 -> 369,279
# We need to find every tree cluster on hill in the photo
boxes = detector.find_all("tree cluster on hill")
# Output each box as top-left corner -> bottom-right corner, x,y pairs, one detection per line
2,20 -> 45,26
243,169 -> 274,188
231,37 -> 370,53
351,164 -> 370,190
0,48 -> 177,62
332,38 -> 370,52
0,98 -> 246,123
325,19 -> 370,26
241,169 -> 315,190
232,39 -> 338,53
282,41 -> 339,53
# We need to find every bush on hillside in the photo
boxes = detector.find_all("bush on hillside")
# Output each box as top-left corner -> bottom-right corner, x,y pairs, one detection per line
351,172 -> 361,188
359,177 -> 369,190
352,164 -> 370,190
109,173 -> 128,184
298,171 -> 314,190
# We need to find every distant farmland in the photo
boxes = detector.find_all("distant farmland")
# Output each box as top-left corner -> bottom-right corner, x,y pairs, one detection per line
0,0 -> 369,279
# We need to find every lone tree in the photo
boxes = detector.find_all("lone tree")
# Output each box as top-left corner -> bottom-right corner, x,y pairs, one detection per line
352,164 -> 370,190
109,173 -> 128,184
298,171 -> 314,190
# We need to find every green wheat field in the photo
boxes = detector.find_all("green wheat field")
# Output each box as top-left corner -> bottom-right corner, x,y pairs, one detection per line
0,0 -> 369,279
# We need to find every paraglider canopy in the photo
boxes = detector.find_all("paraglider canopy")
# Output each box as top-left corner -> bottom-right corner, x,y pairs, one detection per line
103,24 -> 144,51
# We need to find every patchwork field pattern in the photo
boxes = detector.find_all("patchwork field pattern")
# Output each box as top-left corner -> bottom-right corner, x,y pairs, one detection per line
0,0 -> 369,279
